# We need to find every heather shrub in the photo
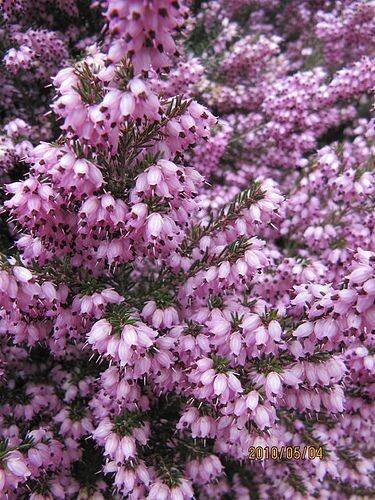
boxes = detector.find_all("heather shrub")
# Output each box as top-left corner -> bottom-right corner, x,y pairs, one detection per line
0,0 -> 374,498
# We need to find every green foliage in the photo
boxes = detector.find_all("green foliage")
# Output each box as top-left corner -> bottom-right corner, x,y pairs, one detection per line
69,398 -> 89,421
73,62 -> 104,105
211,354 -> 230,372
72,439 -> 111,495
185,19 -> 221,57
0,435 -> 34,461
181,182 -> 266,255
112,412 -> 144,437
115,58 -> 135,90
106,303 -> 137,333
98,95 -> 191,197
140,395 -> 216,488
183,320 -> 202,336
222,458 -> 261,499
208,294 -> 223,309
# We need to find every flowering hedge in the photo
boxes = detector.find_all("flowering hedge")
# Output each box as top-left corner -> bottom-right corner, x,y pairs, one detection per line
0,0 -> 374,498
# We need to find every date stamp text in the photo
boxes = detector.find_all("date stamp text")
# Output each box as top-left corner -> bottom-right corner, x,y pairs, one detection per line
248,446 -> 324,461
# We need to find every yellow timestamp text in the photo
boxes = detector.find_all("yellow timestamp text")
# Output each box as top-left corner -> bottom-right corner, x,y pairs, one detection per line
248,446 -> 324,461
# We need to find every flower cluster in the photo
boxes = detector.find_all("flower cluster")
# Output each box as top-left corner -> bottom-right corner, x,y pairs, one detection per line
4,27 -> 69,81
0,0 -> 374,499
